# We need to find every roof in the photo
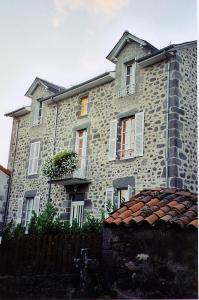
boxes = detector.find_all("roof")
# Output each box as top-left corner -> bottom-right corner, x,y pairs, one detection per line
106,31 -> 158,63
137,40 -> 196,67
41,71 -> 115,104
104,188 -> 198,229
5,106 -> 31,117
0,165 -> 11,176
25,77 -> 66,98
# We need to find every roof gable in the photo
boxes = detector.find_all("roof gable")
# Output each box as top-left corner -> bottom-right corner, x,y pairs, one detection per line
106,31 -> 158,63
25,77 -> 66,98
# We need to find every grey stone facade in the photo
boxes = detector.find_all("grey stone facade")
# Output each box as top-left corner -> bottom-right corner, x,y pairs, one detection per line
6,32 -> 197,222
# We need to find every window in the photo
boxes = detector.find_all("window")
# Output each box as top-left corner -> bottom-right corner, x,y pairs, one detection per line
74,129 -> 87,178
79,96 -> 88,117
24,197 -> 34,229
16,196 -> 40,229
28,141 -> 40,175
108,112 -> 144,161
33,100 -> 43,126
119,62 -> 136,97
117,186 -> 132,208
120,117 -> 135,159
70,200 -> 84,226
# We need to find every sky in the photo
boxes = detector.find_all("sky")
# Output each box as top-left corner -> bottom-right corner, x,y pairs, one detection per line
0,0 -> 197,167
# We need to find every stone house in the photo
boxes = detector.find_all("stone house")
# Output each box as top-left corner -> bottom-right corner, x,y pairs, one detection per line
0,165 -> 11,231
5,31 -> 197,227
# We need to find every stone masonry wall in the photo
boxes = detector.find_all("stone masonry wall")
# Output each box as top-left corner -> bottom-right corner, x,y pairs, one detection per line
102,226 -> 198,299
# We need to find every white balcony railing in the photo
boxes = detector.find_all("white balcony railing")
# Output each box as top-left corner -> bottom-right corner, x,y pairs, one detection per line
118,84 -> 135,98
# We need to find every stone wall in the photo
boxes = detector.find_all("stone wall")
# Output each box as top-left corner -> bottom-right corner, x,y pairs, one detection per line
102,226 -> 198,299
7,42 -> 197,221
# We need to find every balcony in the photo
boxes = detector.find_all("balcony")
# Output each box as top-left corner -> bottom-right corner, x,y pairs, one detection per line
118,84 -> 135,97
48,156 -> 91,186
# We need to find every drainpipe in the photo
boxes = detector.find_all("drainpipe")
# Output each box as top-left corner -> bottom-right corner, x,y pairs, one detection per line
3,118 -> 20,226
165,59 -> 171,188
48,101 -> 58,201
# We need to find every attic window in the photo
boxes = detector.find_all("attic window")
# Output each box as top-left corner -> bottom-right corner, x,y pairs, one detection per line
119,62 -> 136,97
79,96 -> 88,117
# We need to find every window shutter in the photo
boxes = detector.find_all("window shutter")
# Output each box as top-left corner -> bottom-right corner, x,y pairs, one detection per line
105,187 -> 114,217
75,132 -> 79,154
16,198 -> 23,224
128,185 -> 133,201
33,196 -> 40,216
28,142 -> 40,175
108,120 -> 117,161
135,112 -> 144,157
33,142 -> 40,174
33,102 -> 39,125
28,143 -> 35,175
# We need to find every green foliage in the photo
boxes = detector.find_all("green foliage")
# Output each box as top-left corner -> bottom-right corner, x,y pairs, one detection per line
28,201 -> 63,235
1,221 -> 25,240
42,150 -> 78,178
82,213 -> 103,234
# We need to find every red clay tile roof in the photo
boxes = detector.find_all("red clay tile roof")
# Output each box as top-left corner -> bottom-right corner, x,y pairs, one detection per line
104,188 -> 198,229
0,165 -> 11,176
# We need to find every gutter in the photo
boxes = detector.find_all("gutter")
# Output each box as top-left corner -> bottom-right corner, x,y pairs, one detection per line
48,102 -> 59,201
40,72 -> 115,104
165,59 -> 171,187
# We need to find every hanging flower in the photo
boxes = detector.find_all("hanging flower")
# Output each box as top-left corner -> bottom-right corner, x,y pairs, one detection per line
42,150 -> 78,178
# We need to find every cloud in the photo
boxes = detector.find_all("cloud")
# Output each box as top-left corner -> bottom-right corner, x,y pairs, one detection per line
51,0 -> 128,28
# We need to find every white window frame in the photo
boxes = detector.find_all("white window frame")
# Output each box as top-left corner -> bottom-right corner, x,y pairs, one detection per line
119,61 -> 136,97
70,201 -> 84,227
32,101 -> 43,127
28,141 -> 40,175
74,129 -> 88,178
24,197 -> 34,229
120,117 -> 135,159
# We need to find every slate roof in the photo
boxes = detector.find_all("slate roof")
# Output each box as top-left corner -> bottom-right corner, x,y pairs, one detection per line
104,188 -> 198,229
36,77 -> 66,93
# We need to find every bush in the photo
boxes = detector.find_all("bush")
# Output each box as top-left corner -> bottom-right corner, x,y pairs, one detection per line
42,150 -> 78,178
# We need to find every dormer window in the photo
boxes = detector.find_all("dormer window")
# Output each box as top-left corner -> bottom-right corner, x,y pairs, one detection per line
119,62 -> 136,97
33,100 -> 43,126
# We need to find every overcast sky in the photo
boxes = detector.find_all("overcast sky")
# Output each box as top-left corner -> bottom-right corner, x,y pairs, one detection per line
0,0 -> 197,167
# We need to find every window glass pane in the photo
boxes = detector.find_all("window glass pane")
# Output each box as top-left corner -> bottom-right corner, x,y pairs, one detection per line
117,189 -> 128,207
80,97 -> 88,116
121,117 -> 135,158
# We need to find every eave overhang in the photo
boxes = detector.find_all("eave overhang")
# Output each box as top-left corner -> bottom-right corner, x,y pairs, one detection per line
5,106 -> 31,118
41,71 -> 115,104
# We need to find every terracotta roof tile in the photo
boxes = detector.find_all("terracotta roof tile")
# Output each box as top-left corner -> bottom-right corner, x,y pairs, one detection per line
104,188 -> 197,229
133,216 -> 144,223
117,206 -> 128,214
173,203 -> 186,213
167,200 -> 178,207
129,202 -> 144,212
145,214 -> 159,225
119,209 -> 132,220
160,206 -> 171,214
146,198 -> 160,207
154,209 -> 166,218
